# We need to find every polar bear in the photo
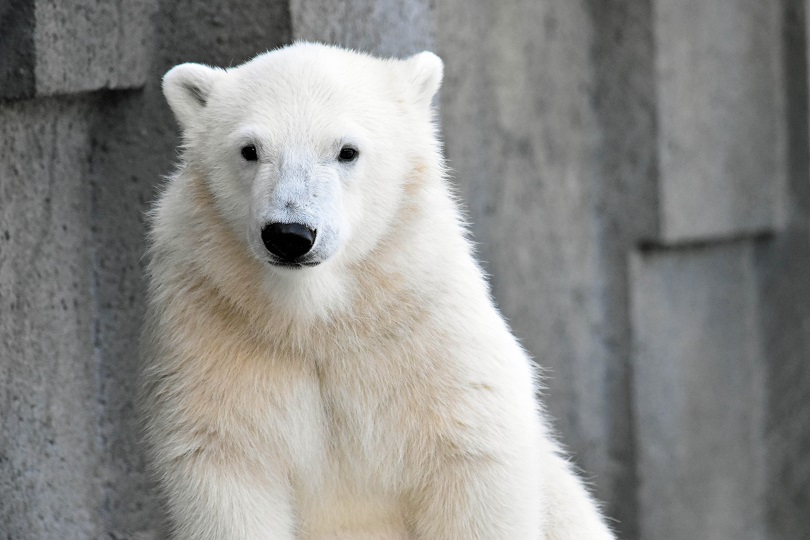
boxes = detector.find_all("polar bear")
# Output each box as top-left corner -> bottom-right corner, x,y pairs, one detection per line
142,42 -> 615,540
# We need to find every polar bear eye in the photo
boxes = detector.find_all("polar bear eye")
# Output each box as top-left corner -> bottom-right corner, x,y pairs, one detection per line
240,144 -> 258,161
338,146 -> 358,163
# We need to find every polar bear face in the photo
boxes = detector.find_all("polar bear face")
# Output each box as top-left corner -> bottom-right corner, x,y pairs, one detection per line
162,43 -> 443,272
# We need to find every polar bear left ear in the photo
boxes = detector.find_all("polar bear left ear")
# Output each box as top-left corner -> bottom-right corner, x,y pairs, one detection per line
403,51 -> 444,107
162,63 -> 225,132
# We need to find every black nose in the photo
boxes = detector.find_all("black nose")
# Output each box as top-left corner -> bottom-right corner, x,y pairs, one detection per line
261,222 -> 316,262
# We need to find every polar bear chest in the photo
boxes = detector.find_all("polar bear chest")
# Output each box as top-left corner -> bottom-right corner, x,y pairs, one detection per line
257,355 -> 416,536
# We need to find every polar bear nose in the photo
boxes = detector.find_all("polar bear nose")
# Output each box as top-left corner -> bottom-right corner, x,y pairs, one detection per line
261,222 -> 316,262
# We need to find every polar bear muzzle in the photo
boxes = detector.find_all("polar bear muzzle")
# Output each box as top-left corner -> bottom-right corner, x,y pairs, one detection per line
260,222 -> 317,265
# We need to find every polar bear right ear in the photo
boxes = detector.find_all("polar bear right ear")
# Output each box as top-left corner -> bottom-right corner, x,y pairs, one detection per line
403,51 -> 444,107
162,63 -> 225,131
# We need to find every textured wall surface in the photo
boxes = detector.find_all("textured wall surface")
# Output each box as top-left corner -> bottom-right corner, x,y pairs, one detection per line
1,1 -> 809,539
436,0 -> 809,538
0,97 -> 102,538
631,242 -> 767,539
654,0 -> 786,241
290,0 -> 435,56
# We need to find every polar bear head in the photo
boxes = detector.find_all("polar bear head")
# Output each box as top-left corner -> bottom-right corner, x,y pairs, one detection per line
162,43 -> 443,273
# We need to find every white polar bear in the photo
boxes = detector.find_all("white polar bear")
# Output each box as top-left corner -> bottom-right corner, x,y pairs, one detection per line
142,42 -> 615,540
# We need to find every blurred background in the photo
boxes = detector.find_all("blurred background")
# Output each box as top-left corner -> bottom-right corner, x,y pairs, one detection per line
1,0 -> 808,538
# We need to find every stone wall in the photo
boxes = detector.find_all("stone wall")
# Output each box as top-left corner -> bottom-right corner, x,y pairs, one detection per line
1,1 -> 807,538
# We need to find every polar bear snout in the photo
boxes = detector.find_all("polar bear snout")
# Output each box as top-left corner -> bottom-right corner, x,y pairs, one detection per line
261,222 -> 317,265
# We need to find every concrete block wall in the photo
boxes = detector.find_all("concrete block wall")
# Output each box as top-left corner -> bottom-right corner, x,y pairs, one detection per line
654,0 -> 786,241
436,0 -> 810,538
0,0 -> 156,100
1,97 -> 103,538
1,1 -> 809,539
631,242 -> 767,539
630,1 -> 808,538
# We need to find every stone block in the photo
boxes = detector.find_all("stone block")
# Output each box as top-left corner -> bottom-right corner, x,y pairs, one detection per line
290,0 -> 435,56
755,228 -> 810,539
34,0 -> 158,95
0,0 -> 36,99
631,241 -> 767,539
0,97 -> 103,538
759,1 -> 810,532
782,0 -> 810,225
654,0 -> 786,242
0,0 -> 157,99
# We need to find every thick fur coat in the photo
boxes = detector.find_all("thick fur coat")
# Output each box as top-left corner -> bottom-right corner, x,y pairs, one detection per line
142,43 -> 615,539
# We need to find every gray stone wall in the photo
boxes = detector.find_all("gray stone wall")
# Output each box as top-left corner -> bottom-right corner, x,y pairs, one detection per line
436,0 -> 809,538
1,1 -> 808,539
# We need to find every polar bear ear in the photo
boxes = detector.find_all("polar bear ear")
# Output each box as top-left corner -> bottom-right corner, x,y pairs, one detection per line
162,63 -> 225,131
403,51 -> 444,107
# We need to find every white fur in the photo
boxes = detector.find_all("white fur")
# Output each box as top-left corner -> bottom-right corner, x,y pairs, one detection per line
143,43 -> 615,539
